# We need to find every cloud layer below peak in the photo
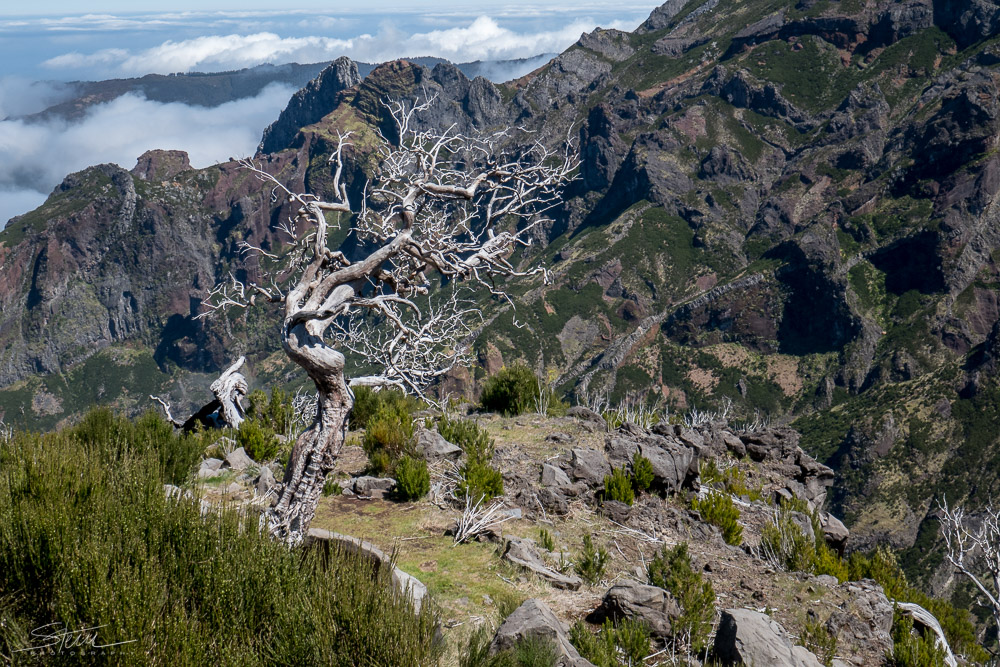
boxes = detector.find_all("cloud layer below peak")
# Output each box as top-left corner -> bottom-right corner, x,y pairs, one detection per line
40,15 -> 634,77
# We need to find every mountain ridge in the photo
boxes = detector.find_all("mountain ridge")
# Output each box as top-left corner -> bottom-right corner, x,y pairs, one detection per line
5,0 -> 1000,606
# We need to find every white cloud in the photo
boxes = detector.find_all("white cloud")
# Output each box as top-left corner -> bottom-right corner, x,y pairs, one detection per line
0,77 -> 75,119
40,14 -> 635,76
0,83 -> 294,225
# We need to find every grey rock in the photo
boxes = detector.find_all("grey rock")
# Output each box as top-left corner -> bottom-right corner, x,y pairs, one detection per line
354,476 -> 397,496
789,511 -> 816,544
415,427 -> 463,461
254,465 -> 276,495
640,440 -> 696,493
259,56 -> 360,154
715,608 -> 824,667
566,405 -> 606,427
224,447 -> 254,470
637,0 -> 690,33
820,512 -> 850,554
577,29 -> 635,62
503,537 -> 583,591
587,579 -> 681,638
827,580 -> 892,651
568,448 -> 611,486
541,463 -> 573,487
723,432 -> 747,457
305,528 -> 427,612
599,500 -> 632,523
536,488 -> 570,515
201,457 -> 224,472
604,434 -> 640,467
490,599 -> 595,667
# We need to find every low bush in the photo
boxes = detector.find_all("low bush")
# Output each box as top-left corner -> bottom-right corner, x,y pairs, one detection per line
322,478 -> 342,497
603,466 -> 635,506
647,543 -> 715,653
631,452 -> 654,491
575,534 -> 609,585
394,455 -> 430,501
569,618 -> 650,667
246,386 -> 295,438
691,492 -> 743,546
802,619 -> 838,667
0,408 -> 441,664
539,529 -> 556,552
235,418 -> 281,463
889,610 -> 947,667
351,387 -> 421,430
480,363 -> 539,416
362,402 -> 415,475
458,460 -> 505,503
761,504 -> 848,582
438,415 -> 495,462
849,547 -> 987,663
461,625 -> 558,667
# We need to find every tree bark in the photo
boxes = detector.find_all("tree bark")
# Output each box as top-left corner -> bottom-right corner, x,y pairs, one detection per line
263,322 -> 353,545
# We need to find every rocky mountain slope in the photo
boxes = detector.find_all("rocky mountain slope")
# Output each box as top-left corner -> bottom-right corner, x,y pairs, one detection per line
5,0 -> 1000,611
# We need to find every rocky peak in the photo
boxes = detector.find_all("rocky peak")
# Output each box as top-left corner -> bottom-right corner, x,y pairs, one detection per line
131,150 -> 191,183
257,56 -> 361,155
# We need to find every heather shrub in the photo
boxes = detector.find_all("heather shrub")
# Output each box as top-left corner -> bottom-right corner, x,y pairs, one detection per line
0,408 -> 440,664
647,543 -> 715,653
690,491 -> 743,546
395,455 -> 430,500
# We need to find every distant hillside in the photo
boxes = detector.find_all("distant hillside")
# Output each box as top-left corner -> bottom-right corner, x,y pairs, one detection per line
9,0 -> 1000,611
13,54 -> 556,122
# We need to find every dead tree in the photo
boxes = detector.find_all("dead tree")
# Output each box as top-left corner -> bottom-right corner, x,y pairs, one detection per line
151,356 -> 249,432
938,498 -> 1000,648
198,98 -> 577,544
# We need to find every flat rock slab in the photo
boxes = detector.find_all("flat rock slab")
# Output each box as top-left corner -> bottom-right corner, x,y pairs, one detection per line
503,536 -> 583,591
305,528 -> 427,613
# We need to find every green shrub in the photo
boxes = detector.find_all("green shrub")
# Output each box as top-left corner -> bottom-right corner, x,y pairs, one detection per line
575,534 -> 609,585
438,415 -> 495,463
603,467 -> 635,505
691,492 -> 743,546
461,625 -> 558,667
362,402 -> 415,474
539,529 -> 556,552
762,505 -> 848,582
458,460 -> 505,503
395,456 -> 430,501
322,478 -> 342,497
0,408 -> 441,664
235,418 -> 281,463
889,610 -> 947,667
569,619 -> 649,667
351,387 -> 421,430
848,547 -> 987,663
246,386 -> 295,437
802,619 -> 838,667
480,363 -> 539,416
647,543 -> 715,653
699,458 -> 764,502
631,452 -> 654,491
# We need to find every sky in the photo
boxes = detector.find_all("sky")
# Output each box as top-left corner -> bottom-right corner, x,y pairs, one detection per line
0,3 -> 661,225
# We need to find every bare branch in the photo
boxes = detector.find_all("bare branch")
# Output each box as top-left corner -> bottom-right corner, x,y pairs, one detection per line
196,95 -> 577,545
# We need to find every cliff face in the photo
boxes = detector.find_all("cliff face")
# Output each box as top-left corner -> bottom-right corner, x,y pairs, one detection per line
7,0 -> 1000,575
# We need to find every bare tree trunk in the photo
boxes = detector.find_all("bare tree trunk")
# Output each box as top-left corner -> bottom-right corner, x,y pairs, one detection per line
264,322 -> 353,545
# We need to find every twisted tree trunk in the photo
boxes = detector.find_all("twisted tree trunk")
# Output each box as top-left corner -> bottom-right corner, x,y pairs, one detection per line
264,322 -> 353,544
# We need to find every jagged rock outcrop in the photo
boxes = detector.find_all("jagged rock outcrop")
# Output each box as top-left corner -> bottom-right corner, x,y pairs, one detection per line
258,57 -> 361,154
